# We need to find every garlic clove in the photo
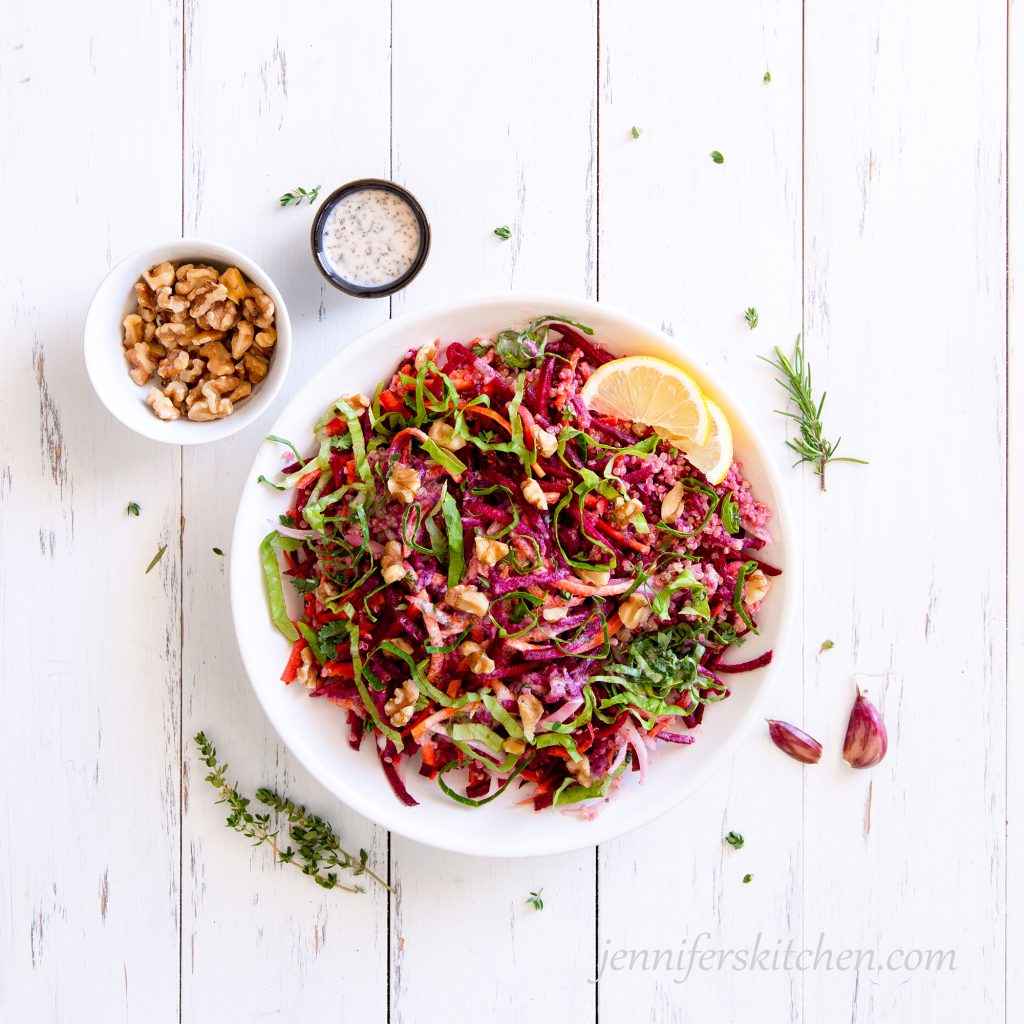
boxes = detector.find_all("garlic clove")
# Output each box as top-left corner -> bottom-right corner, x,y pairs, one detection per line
842,688 -> 888,769
766,719 -> 823,764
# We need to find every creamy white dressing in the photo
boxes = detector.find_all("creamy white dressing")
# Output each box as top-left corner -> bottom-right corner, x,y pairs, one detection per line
320,189 -> 421,287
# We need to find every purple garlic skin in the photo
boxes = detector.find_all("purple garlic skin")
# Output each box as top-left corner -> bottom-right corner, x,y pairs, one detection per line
767,719 -> 823,764
843,688 -> 888,768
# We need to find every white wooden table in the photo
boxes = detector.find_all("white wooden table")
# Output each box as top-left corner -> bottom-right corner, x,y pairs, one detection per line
2,2 -> 1016,1020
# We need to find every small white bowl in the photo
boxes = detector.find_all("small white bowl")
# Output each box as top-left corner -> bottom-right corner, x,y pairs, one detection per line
84,238 -> 292,445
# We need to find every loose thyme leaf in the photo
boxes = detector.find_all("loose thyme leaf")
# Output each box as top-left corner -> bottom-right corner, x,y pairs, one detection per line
127,501 -> 141,517
527,889 -> 544,911
744,307 -> 759,330
494,225 -> 512,240
820,639 -> 835,653
711,150 -> 725,164
279,185 -> 321,207
631,125 -> 643,139
212,547 -> 224,556
145,544 -> 167,574
725,830 -> 745,850
743,873 -> 754,884
763,70 -> 771,84
760,335 -> 868,491
193,732 -> 393,895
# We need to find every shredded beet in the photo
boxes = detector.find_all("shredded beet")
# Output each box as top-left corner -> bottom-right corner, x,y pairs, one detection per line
261,320 -> 779,812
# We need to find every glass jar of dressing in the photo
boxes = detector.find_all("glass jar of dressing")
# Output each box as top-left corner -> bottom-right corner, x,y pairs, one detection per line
311,179 -> 430,298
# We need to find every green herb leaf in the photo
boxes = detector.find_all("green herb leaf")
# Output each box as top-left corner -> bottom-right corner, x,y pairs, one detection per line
711,150 -> 725,164
820,639 -> 835,653
145,544 -> 168,574
760,335 -> 868,490
763,70 -> 771,84
212,547 -> 224,556
631,125 -> 642,139
743,873 -> 754,884
733,560 -> 761,635
259,531 -> 305,643
527,889 -> 544,911
651,568 -> 709,621
279,185 -> 321,207
725,830 -> 745,850
494,225 -> 512,240
440,492 -> 465,587
720,493 -> 741,535
744,306 -> 759,330
127,501 -> 141,517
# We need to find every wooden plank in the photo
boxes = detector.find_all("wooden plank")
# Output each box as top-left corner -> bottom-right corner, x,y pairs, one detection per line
179,4 -> 393,1019
802,1 -> 1006,1019
0,1 -> 183,1020
597,2 -> 805,1019
1007,0 -> 1020,1020
388,4 -> 599,1022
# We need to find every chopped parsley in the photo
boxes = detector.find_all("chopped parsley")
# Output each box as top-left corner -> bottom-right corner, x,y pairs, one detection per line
631,125 -> 643,139
494,225 -> 512,240
725,831 -> 745,850
710,150 -> 725,164
763,70 -> 771,84
743,873 -> 753,884
127,501 -> 141,517
820,639 -> 835,653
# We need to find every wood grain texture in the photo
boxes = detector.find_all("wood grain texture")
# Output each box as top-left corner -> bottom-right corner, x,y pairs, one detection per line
0,1 -> 184,1020
178,3 -> 392,1020
388,4 -> 599,1022
1007,1 -> 1020,1021
0,1 -> 1013,1021
802,1 -> 1006,1019
597,3 -> 806,1020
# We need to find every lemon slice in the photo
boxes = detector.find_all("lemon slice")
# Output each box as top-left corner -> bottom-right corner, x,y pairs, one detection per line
580,356 -> 711,445
669,398 -> 733,484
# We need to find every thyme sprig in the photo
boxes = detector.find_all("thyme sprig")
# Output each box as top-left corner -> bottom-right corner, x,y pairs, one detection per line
761,335 -> 867,491
194,732 -> 393,894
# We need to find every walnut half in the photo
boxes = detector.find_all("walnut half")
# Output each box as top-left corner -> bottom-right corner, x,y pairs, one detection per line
384,679 -> 420,727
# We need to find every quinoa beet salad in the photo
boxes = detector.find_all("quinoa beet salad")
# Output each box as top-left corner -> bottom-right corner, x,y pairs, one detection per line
259,315 -> 779,812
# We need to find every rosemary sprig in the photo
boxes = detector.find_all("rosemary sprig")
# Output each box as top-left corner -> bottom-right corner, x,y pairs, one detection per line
760,335 -> 867,491
194,732 -> 393,894
279,185 -> 321,207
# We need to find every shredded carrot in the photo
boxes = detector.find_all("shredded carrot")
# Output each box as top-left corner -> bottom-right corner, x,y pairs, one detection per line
324,417 -> 345,436
321,661 -> 355,679
574,613 -> 622,653
280,637 -> 307,684
296,467 -> 322,490
594,518 -> 651,553
446,677 -> 462,699
461,404 -> 512,433
378,390 -> 404,412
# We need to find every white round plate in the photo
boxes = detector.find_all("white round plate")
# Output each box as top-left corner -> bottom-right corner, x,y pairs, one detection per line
231,293 -> 794,857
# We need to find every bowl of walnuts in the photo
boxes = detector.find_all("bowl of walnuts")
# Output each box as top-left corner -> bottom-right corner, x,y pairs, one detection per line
84,239 -> 292,444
